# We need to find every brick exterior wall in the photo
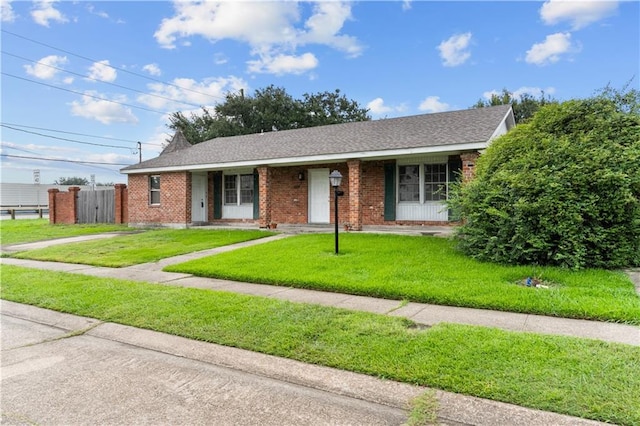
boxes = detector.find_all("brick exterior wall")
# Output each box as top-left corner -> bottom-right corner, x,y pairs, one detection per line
48,187 -> 79,224
125,153 -> 479,228
127,172 -> 190,226
114,184 -> 128,224
460,151 -> 480,182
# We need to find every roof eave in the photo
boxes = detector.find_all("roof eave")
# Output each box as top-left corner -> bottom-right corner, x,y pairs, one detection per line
120,141 -> 490,175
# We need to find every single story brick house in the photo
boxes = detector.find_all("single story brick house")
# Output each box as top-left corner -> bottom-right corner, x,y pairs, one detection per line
120,104 -> 514,229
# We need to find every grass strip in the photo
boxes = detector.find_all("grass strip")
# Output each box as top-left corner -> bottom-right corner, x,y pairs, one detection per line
164,233 -> 640,324
1,219 -> 129,246
2,264 -> 639,425
10,228 -> 274,267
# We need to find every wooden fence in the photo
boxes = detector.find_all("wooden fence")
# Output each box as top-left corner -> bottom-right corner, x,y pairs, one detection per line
77,189 -> 115,223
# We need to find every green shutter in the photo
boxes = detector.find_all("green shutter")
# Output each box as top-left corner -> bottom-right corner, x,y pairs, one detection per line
213,172 -> 222,220
384,162 -> 396,221
447,157 -> 463,221
253,169 -> 259,220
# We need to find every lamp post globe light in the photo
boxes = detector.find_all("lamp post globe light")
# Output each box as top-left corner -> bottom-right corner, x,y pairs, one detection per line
329,170 -> 343,254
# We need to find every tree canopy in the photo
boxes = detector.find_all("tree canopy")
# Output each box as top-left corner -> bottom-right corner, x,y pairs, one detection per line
472,89 -> 557,123
453,86 -> 640,269
54,176 -> 89,185
168,85 -> 371,144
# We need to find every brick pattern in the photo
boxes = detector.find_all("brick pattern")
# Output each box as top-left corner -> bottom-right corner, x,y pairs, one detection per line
460,151 -> 480,182
257,166 -> 272,227
128,172 -> 190,225
47,187 -> 79,224
360,160 -> 388,225
114,184 -> 128,224
347,159 -> 362,230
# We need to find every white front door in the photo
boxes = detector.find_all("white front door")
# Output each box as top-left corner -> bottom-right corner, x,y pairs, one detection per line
308,168 -> 330,223
191,173 -> 207,222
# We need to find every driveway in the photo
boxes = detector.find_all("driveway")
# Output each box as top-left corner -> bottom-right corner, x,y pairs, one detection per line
1,309 -> 408,425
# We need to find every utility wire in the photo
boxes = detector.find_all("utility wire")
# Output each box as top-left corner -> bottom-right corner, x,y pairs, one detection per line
2,29 -> 227,103
2,72 -> 167,115
2,50 -> 206,110
2,153 -> 132,166
0,122 -> 163,147
2,125 -> 134,150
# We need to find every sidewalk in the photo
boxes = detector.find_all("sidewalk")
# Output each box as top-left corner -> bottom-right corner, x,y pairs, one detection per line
2,233 -> 638,346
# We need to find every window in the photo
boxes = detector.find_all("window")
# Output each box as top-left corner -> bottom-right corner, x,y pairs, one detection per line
397,163 -> 449,203
398,165 -> 420,202
424,164 -> 447,201
149,175 -> 160,205
224,173 -> 254,205
224,175 -> 237,204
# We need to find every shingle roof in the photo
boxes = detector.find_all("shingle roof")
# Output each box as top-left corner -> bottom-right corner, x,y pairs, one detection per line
122,104 -> 512,173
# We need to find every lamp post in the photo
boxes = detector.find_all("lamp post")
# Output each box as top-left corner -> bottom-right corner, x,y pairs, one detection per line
329,170 -> 343,254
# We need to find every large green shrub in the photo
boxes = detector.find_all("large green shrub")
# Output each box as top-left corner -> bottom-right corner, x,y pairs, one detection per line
453,88 -> 640,269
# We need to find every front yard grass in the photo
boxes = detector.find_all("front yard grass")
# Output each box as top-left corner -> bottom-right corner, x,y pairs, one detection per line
10,228 -> 274,267
1,219 -> 130,246
2,264 -> 638,426
164,233 -> 640,324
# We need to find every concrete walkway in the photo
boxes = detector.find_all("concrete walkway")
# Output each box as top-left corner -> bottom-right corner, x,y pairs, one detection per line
2,232 -> 638,346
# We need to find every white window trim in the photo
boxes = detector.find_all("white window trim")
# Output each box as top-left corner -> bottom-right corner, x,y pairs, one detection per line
397,163 -> 449,204
223,171 -> 254,206
149,175 -> 160,205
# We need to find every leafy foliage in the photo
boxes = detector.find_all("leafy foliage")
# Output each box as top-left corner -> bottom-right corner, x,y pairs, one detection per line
54,176 -> 89,185
472,88 -> 557,123
455,86 -> 640,269
168,85 -> 370,144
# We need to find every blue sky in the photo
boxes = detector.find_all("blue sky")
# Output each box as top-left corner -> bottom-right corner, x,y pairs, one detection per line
1,0 -> 638,184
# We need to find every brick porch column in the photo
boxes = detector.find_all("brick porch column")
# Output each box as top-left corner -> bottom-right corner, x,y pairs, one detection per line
460,152 -> 480,182
347,159 -> 363,231
48,188 -> 59,224
257,166 -> 272,227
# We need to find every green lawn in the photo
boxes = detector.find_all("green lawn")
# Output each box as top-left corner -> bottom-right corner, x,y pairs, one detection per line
10,228 -> 275,267
2,264 -> 638,426
165,233 -> 640,324
1,219 -> 130,246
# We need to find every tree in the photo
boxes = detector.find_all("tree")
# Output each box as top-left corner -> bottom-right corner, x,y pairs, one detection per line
168,85 -> 370,144
54,176 -> 89,185
452,86 -> 640,269
472,89 -> 557,123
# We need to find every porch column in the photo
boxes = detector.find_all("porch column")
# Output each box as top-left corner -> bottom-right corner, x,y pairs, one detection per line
347,159 -> 363,231
257,166 -> 272,227
114,184 -> 128,224
460,152 -> 480,182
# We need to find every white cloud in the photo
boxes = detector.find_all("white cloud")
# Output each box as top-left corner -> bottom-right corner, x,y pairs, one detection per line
142,63 -> 162,76
87,60 -> 117,82
366,98 -> 407,117
31,0 -> 68,27
247,52 -> 318,75
137,75 -> 248,110
418,96 -> 450,113
62,76 -> 74,85
87,4 -> 109,19
70,91 -> 138,125
525,32 -> 575,65
402,0 -> 412,11
482,86 -> 557,100
540,0 -> 618,30
1,0 -> 16,22
154,1 -> 361,75
24,55 -> 68,80
213,53 -> 228,65
437,32 -> 472,67
300,2 -> 362,57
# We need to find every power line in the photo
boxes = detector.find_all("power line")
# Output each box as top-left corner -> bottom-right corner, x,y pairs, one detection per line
2,50 -> 206,110
0,122 -> 163,147
1,29 -> 227,103
2,153 -> 132,166
2,125 -> 134,150
2,72 -> 167,115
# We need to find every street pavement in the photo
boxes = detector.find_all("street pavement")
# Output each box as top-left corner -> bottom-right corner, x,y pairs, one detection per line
1,230 -> 636,425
